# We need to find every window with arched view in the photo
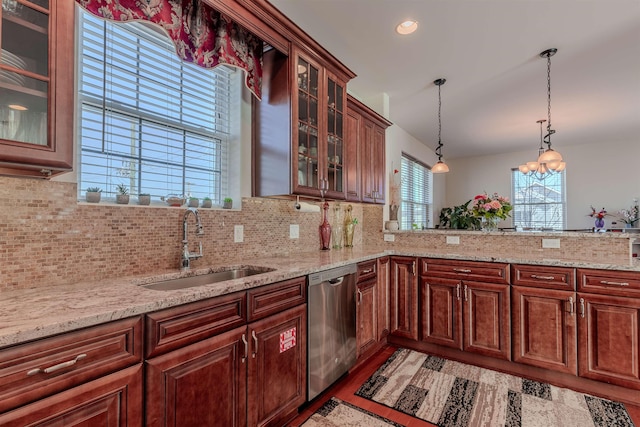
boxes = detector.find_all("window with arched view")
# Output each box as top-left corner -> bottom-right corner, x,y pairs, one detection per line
511,169 -> 566,230
400,153 -> 433,230
76,9 -> 236,202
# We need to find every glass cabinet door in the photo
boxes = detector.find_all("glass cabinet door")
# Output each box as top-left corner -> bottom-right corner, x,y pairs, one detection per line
325,75 -> 344,196
296,56 -> 319,190
1,0 -> 50,146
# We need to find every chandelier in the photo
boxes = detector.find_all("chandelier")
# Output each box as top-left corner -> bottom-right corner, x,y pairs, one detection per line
431,78 -> 449,173
518,48 -> 566,178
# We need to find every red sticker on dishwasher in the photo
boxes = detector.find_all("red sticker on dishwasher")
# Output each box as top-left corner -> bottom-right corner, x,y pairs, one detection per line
280,327 -> 296,353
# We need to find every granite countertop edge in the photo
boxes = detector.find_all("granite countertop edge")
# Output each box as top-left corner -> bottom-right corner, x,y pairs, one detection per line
1,247 -> 638,349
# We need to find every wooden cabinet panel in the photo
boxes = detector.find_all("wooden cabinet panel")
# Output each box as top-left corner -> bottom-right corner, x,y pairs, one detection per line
390,257 -> 418,340
420,277 -> 462,349
421,258 -> 509,285
0,316 -> 142,413
357,259 -> 377,283
0,364 -> 142,427
145,326 -> 247,427
511,286 -> 577,374
578,293 -> 640,389
512,264 -> 575,290
248,304 -> 307,427
356,278 -> 377,357
247,277 -> 306,322
145,292 -> 246,358
578,268 -> 640,297
344,108 -> 361,201
377,256 -> 391,340
463,281 -> 510,360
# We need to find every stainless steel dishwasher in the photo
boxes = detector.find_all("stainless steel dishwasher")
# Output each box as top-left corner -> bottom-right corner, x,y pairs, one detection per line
307,263 -> 357,401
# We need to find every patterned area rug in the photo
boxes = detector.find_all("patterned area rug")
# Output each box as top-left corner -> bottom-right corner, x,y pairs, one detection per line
356,348 -> 635,427
300,397 -> 405,427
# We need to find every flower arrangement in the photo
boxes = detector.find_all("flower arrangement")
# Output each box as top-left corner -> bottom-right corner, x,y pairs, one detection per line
589,206 -> 607,220
471,193 -> 513,220
617,200 -> 639,226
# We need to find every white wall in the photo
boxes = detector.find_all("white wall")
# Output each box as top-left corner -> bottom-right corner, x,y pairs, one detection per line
447,139 -> 640,229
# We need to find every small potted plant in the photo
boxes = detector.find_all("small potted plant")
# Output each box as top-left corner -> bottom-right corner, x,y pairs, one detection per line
138,193 -> 151,206
201,197 -> 212,208
223,197 -> 233,209
188,196 -> 199,208
85,187 -> 102,203
115,184 -> 130,205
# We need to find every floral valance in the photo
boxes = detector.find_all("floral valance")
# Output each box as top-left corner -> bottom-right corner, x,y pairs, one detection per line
75,0 -> 263,99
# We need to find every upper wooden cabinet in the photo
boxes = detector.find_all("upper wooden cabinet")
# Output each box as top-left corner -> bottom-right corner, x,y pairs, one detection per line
0,0 -> 74,178
345,95 -> 392,204
254,45 -> 355,199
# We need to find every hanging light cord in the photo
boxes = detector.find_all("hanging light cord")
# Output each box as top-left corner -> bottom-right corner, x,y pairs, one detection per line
543,50 -> 556,149
436,81 -> 444,160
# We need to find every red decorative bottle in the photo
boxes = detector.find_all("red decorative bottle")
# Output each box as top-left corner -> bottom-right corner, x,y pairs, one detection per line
319,201 -> 332,250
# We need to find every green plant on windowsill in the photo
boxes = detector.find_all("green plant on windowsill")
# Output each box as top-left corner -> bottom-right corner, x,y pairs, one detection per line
439,200 -> 481,230
138,193 -> 151,206
85,187 -> 102,203
201,197 -> 212,208
115,184 -> 130,205
223,197 -> 233,209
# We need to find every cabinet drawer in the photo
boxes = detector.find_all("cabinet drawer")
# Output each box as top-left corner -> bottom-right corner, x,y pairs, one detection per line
511,264 -> 575,290
145,292 -> 246,358
0,316 -> 142,413
421,258 -> 509,284
577,268 -> 640,297
357,260 -> 377,283
247,277 -> 306,322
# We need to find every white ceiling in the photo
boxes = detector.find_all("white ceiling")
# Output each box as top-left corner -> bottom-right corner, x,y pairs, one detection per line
269,0 -> 640,160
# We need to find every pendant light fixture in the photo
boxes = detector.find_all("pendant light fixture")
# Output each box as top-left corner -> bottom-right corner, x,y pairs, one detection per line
431,78 -> 449,174
518,48 -> 566,177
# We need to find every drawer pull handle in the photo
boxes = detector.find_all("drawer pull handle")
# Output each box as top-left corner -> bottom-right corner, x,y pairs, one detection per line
241,334 -> 248,363
251,330 -> 258,358
464,284 -> 468,302
600,280 -> 629,286
453,268 -> 471,273
27,354 -> 87,376
580,298 -> 585,318
568,297 -> 574,315
531,274 -> 555,281
456,283 -> 461,300
361,268 -> 373,274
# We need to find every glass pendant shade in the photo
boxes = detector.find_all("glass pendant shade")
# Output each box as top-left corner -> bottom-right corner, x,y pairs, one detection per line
554,161 -> 566,172
538,148 -> 563,165
536,163 -> 548,174
526,161 -> 539,171
518,164 -> 529,174
431,161 -> 449,173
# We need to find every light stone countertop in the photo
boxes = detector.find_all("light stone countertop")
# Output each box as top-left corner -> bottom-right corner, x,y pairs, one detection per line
1,246 -> 639,349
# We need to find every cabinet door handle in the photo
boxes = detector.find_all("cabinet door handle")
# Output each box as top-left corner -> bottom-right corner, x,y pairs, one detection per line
251,330 -> 258,358
357,289 -> 363,304
580,298 -> 585,318
568,297 -> 574,315
531,274 -> 555,281
361,268 -> 373,274
600,280 -> 629,286
27,354 -> 87,376
241,334 -> 248,363
456,283 -> 461,300
463,284 -> 468,302
453,268 -> 471,273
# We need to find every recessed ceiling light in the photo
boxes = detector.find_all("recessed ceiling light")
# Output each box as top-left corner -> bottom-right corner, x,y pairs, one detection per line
396,20 -> 418,35
8,104 -> 28,111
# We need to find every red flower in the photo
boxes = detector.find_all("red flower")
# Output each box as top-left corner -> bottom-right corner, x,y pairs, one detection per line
394,169 -> 399,174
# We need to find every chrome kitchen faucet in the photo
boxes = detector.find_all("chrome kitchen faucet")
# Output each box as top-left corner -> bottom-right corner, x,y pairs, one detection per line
182,207 -> 204,270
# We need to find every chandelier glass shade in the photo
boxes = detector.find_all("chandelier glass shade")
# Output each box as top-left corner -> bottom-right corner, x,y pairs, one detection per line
518,48 -> 565,178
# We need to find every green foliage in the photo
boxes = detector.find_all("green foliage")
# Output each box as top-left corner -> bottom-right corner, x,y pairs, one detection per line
439,200 -> 481,230
86,187 -> 102,193
223,197 -> 233,203
115,184 -> 129,195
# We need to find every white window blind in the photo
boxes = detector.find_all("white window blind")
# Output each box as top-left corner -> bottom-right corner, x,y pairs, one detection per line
77,10 -> 233,202
400,153 -> 433,230
511,169 -> 566,230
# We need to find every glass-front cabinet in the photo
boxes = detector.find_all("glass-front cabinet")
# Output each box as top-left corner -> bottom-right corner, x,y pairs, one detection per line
293,48 -> 346,199
0,0 -> 73,177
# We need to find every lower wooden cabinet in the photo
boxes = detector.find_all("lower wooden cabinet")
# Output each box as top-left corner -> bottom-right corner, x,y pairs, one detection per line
377,256 -> 391,340
578,293 -> 640,389
145,305 -> 306,427
389,256 -> 419,341
356,277 -> 378,357
420,277 -> 510,360
0,364 -> 142,427
511,285 -> 577,374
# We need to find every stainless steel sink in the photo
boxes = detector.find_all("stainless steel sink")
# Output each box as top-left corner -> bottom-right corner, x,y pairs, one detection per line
141,267 -> 275,291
